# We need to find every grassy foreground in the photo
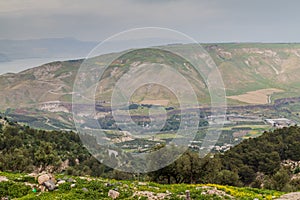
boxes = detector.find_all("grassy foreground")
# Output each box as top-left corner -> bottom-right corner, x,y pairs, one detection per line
0,171 -> 285,200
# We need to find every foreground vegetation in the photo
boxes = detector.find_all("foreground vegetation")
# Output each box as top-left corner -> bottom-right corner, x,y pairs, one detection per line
1,116 -> 300,196
0,171 -> 284,199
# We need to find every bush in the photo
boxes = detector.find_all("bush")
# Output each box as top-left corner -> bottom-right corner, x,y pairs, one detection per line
0,181 -> 31,198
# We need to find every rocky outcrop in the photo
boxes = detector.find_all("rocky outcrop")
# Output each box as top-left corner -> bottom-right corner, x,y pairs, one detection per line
276,192 -> 300,200
37,173 -> 57,191
108,189 -> 120,199
43,180 -> 56,191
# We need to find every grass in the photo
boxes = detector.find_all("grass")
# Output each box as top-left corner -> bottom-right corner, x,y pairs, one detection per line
0,171 -> 286,200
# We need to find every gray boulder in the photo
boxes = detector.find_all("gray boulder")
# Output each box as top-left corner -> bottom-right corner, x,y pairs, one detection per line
43,180 -> 56,191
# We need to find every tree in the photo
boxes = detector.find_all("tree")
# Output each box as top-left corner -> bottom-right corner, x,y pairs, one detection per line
216,170 -> 241,186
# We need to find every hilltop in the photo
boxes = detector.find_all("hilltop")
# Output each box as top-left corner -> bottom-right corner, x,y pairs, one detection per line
3,43 -> 300,107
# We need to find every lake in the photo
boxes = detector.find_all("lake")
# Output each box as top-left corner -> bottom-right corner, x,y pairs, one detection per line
0,57 -> 83,75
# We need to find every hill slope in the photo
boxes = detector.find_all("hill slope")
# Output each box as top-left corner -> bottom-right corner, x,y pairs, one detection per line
1,43 -> 300,129
2,43 -> 300,106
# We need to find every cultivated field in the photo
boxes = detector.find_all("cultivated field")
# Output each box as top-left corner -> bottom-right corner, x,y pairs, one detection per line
139,99 -> 169,106
227,88 -> 284,104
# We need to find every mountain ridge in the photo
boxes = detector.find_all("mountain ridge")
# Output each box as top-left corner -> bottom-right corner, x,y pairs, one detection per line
1,43 -> 300,129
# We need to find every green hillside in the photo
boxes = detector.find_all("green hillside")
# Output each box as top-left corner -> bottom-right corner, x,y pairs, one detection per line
2,43 -> 300,108
1,43 -> 300,130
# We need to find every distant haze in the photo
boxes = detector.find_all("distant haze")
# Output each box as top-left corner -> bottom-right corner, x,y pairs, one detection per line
0,0 -> 300,43
1,1 -> 300,74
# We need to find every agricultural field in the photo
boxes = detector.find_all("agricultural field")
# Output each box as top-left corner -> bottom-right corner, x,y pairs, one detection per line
227,88 -> 284,105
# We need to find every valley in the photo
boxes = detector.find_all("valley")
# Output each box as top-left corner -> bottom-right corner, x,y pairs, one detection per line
1,43 -> 300,155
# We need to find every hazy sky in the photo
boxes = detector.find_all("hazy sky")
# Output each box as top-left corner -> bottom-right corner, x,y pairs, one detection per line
0,0 -> 300,43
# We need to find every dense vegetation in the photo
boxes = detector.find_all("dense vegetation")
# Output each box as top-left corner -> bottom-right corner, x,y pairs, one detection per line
0,117 -> 109,177
1,116 -> 300,193
151,125 -> 300,192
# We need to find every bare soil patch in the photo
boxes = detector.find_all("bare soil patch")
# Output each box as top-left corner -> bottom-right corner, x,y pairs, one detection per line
139,99 -> 169,106
227,88 -> 284,104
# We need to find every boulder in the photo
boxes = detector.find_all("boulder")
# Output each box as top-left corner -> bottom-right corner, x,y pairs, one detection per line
0,176 -> 8,182
43,180 -> 56,191
108,189 -> 120,199
38,174 -> 50,185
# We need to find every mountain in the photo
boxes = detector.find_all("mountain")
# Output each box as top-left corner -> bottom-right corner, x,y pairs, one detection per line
1,43 -> 300,129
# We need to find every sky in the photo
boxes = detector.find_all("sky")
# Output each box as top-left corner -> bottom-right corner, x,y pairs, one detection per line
0,0 -> 300,43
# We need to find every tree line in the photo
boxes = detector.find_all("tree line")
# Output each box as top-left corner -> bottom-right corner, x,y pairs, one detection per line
1,116 -> 300,192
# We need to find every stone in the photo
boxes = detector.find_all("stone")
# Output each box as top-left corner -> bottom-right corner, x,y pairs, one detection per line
38,174 -> 50,185
39,185 -> 46,192
70,184 -> 76,188
276,192 -> 300,200
43,180 -> 56,191
60,159 -> 69,171
186,190 -> 191,200
105,182 -> 114,187
0,176 -> 8,182
138,182 -> 147,186
57,180 -> 66,185
67,178 -> 74,183
82,187 -> 88,192
108,189 -> 120,199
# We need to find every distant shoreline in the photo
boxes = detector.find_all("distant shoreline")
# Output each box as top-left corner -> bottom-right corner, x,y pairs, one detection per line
0,57 -> 84,75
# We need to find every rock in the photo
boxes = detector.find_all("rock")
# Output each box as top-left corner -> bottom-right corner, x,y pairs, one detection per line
186,190 -> 191,200
57,180 -> 66,185
276,192 -> 300,200
70,184 -> 76,188
60,159 -> 69,171
108,189 -> 120,199
43,180 -> 56,191
67,178 -> 74,183
82,187 -> 88,192
0,176 -> 8,182
134,191 -> 168,199
39,185 -> 46,192
105,182 -> 114,187
138,182 -> 147,186
27,173 -> 38,178
38,174 -> 50,185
